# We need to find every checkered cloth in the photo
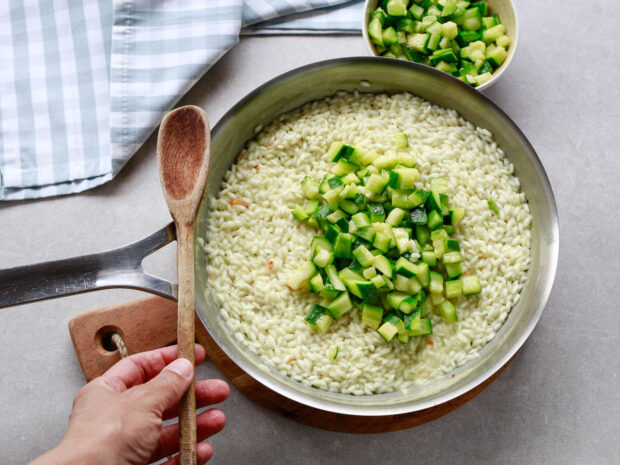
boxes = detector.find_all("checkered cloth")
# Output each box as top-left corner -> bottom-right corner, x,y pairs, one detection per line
0,0 -> 363,201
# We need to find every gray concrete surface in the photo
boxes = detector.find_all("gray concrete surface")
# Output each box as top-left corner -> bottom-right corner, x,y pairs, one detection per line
1,1 -> 620,463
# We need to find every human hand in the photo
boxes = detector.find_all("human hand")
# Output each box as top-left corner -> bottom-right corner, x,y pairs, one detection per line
31,344 -> 229,465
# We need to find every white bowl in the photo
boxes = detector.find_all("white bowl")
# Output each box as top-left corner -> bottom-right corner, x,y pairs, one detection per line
362,0 -> 518,91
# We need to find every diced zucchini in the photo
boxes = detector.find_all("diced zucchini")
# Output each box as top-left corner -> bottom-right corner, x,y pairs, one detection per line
332,233 -> 352,259
301,176 -> 320,199
388,167 -> 419,190
382,27 -> 399,46
385,292 -> 411,310
294,139 -> 482,339
369,7 -> 387,25
408,4 -> 424,20
367,202 -> 386,223
445,262 -> 463,279
287,261 -> 316,290
291,206 -> 309,221
461,7 -> 482,31
421,250 -> 437,266
373,254 -> 394,278
312,248 -> 333,268
394,274 -> 422,295
462,276 -> 482,295
395,256 -> 417,277
309,273 -> 325,293
392,228 -> 411,254
439,300 -> 458,323
445,279 -> 463,298
446,239 -> 461,252
416,224 -> 431,246
431,49 -> 457,65
325,264 -> 346,291
420,298 -> 433,317
362,266 -> 377,279
303,199 -> 320,216
441,21 -> 458,39
427,209 -> 443,230
396,17 -> 416,33
370,274 -> 387,289
475,72 -> 493,86
319,284 -> 339,301
373,231 -> 391,253
327,292 -> 353,318
385,207 -> 407,226
311,236 -> 333,255
486,44 -> 507,67
416,261 -> 431,286
442,251 -> 462,264
327,142 -> 354,162
352,212 -> 372,228
431,292 -> 445,305
496,34 -> 510,49
354,226 -> 376,243
331,159 -> 358,176
368,17 -> 384,47
482,24 -> 506,44
365,173 -> 389,194
429,271 -> 444,294
362,303 -> 384,330
386,0 -> 407,17
407,33 -> 429,53
305,304 -> 334,333
353,245 -> 375,267
340,200 -> 360,215
471,1 -> 488,16
391,190 -> 424,209
399,296 -> 418,314
407,317 -> 432,336
377,320 -> 399,342
456,29 -> 480,46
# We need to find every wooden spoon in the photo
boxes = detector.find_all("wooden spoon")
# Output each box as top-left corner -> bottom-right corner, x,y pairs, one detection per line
157,105 -> 210,465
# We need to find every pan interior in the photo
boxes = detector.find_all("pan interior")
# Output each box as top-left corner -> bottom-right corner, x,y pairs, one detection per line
193,58 -> 558,416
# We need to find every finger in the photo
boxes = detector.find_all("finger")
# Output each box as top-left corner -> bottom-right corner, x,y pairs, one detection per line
150,409 -> 226,462
159,442 -> 214,465
99,344 -> 206,392
163,379 -> 230,420
135,358 -> 195,413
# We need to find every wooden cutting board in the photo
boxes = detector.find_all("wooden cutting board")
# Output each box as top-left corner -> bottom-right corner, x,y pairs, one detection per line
69,296 -> 513,433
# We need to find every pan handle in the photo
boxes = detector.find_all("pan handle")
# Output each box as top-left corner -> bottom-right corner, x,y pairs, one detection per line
0,223 -> 178,309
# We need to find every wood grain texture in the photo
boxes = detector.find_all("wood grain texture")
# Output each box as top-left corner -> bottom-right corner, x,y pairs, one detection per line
176,225 -> 197,465
157,105 -> 211,465
70,296 -> 514,433
68,297 -> 179,381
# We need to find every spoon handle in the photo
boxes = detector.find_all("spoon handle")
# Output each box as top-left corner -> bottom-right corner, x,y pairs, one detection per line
177,224 -> 197,465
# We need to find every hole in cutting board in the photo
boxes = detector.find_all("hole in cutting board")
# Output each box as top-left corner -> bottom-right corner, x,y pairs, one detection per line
95,325 -> 125,355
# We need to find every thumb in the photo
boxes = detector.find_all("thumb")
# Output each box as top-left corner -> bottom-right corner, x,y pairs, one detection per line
138,358 -> 194,412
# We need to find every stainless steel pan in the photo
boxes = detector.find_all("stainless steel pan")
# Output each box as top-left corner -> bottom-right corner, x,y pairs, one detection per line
0,58 -> 559,417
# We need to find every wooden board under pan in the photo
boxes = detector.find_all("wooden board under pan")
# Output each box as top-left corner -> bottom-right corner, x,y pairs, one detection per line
68,295 -> 514,433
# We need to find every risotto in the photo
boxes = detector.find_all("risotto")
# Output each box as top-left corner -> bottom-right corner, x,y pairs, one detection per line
202,92 -> 531,395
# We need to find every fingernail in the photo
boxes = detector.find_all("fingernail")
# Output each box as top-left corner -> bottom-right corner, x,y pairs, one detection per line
166,358 -> 193,379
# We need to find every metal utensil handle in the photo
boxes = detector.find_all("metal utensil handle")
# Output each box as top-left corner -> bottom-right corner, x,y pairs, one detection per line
0,223 -> 178,309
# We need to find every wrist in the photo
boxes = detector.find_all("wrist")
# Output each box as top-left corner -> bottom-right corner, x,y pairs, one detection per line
29,442 -> 91,465
57,436 -> 103,465
31,438 -> 100,465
